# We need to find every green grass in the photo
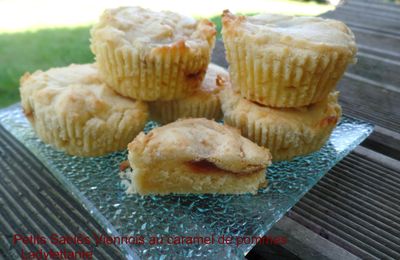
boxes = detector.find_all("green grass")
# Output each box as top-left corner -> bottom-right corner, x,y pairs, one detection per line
210,13 -> 260,38
210,16 -> 222,38
0,26 -> 93,107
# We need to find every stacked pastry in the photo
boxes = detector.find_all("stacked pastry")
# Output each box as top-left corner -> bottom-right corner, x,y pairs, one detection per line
90,6 -> 228,125
220,10 -> 357,161
19,6 -> 223,156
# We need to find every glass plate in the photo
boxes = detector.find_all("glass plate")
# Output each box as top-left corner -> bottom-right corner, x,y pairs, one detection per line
0,104 -> 373,259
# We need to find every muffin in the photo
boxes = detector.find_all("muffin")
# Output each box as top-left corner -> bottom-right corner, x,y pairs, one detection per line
222,10 -> 357,107
90,6 -> 216,101
125,118 -> 271,195
149,63 -> 229,124
220,85 -> 341,161
20,64 -> 149,157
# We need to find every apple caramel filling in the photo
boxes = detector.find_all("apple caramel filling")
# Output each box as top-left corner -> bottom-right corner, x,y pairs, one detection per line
119,160 -> 130,171
22,108 -> 34,122
184,160 -> 264,175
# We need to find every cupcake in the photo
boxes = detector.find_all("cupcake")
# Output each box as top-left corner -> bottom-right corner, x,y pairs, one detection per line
220,85 -> 341,161
90,6 -> 216,101
149,63 -> 229,124
222,10 -> 357,107
125,118 -> 271,195
20,64 -> 149,157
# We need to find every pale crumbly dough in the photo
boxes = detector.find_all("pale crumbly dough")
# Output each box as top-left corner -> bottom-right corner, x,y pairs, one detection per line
220,85 -> 342,161
20,64 -> 149,157
149,63 -> 229,124
126,118 -> 272,195
222,10 -> 357,107
91,6 -> 216,101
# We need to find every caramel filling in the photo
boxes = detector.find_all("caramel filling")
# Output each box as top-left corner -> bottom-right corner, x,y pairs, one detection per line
318,115 -> 338,127
184,160 -> 263,175
185,69 -> 206,83
119,160 -> 130,171
23,108 -> 34,122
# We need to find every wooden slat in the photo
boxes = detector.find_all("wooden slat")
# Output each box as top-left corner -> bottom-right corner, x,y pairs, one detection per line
343,0 -> 400,14
322,8 -> 400,32
289,147 -> 400,260
338,2 -> 400,20
347,53 -> 400,88
0,124 -> 125,259
362,126 -> 400,161
338,76 -> 400,130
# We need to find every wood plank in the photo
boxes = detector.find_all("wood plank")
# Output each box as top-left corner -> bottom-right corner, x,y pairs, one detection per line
256,216 -> 360,260
347,53 -> 400,88
333,5 -> 400,23
355,145 -> 400,171
339,2 -> 400,20
343,0 -> 400,12
0,125 -> 125,259
289,147 -> 400,259
338,76 -> 400,131
321,11 -> 400,36
362,127 -> 400,161
357,44 -> 400,61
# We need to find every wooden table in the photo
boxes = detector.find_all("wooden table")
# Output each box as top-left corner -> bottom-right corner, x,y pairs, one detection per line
1,0 -> 399,259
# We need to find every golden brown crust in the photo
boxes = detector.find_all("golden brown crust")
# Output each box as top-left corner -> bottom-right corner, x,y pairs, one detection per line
126,118 -> 271,195
220,85 -> 342,161
128,118 -> 271,172
19,64 -> 149,156
90,6 -> 216,101
222,10 -> 357,53
149,63 -> 229,124
221,10 -> 357,107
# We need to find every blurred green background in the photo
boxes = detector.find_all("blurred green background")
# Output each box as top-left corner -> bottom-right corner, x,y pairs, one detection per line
0,0 -> 333,108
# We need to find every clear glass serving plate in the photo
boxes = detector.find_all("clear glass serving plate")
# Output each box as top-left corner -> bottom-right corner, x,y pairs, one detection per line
0,104 -> 374,259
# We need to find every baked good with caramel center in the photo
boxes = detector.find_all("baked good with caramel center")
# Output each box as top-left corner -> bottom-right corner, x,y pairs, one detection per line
126,118 -> 272,195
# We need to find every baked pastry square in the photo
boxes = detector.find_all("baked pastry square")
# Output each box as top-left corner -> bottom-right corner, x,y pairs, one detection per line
149,63 -> 229,124
20,64 -> 149,156
91,6 -> 216,101
125,118 -> 272,195
220,85 -> 341,161
222,10 -> 356,107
